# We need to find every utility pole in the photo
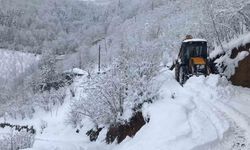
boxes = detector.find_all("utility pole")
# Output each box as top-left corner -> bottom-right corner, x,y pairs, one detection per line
98,45 -> 101,73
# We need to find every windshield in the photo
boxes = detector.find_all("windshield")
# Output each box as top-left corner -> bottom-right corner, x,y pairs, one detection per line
181,41 -> 207,63
187,45 -> 204,57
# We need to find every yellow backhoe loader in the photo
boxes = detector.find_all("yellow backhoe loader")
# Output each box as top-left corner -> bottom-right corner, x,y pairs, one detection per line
175,36 -> 211,84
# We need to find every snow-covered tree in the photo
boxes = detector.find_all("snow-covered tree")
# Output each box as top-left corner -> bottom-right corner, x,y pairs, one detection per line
70,46 -> 162,126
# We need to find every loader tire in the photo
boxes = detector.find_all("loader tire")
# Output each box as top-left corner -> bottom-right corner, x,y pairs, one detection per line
179,66 -> 186,85
175,66 -> 179,82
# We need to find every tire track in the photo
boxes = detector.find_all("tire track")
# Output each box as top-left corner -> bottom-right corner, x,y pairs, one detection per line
191,91 -> 250,150
182,77 -> 250,150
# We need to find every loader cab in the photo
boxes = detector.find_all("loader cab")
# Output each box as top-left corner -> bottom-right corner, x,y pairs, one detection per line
175,38 -> 210,85
178,39 -> 207,65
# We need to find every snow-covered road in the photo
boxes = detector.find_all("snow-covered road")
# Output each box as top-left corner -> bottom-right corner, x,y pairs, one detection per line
116,69 -> 250,150
184,75 -> 250,150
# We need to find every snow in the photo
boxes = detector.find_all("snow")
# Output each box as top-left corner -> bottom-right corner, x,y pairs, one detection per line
0,59 -> 249,150
209,33 -> 250,77
112,70 -> 250,150
210,32 -> 250,59
0,49 -> 39,80
215,51 -> 249,77
183,39 -> 207,43
1,68 -> 247,150
79,0 -> 111,5
63,68 -> 88,76
1,0 -> 250,149
0,75 -> 110,150
115,71 -> 230,150
0,127 -> 11,140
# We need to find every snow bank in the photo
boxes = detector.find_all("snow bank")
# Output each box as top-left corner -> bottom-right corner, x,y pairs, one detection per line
114,71 -> 230,150
210,33 -> 250,59
215,51 -> 249,77
210,33 -> 250,77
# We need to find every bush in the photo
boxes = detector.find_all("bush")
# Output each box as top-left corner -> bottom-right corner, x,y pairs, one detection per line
0,129 -> 35,150
70,48 -> 162,127
34,87 -> 66,112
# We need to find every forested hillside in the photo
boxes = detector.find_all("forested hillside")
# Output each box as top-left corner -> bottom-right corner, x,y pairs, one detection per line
0,0 -> 250,150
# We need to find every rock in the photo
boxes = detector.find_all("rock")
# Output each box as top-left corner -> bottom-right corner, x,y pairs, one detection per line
106,111 -> 146,144
86,127 -> 103,142
230,43 -> 250,88
76,129 -> 80,133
